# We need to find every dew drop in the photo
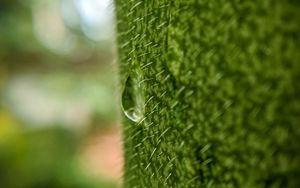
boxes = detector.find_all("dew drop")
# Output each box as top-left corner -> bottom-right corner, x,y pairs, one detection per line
121,75 -> 144,123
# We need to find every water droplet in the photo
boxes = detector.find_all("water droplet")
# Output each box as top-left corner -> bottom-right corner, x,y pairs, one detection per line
123,108 -> 143,123
121,75 -> 144,123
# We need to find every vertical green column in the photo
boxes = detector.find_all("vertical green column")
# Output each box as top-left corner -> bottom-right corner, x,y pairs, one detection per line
115,0 -> 300,187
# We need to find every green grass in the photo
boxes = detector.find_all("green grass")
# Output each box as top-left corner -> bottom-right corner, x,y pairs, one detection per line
115,0 -> 300,187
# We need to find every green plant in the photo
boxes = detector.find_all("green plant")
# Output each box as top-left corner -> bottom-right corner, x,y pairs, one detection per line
115,0 -> 300,187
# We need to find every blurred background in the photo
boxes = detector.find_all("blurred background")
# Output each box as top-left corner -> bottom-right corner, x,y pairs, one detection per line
0,0 -> 122,187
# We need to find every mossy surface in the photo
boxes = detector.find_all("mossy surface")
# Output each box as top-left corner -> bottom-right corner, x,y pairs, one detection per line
115,0 -> 300,187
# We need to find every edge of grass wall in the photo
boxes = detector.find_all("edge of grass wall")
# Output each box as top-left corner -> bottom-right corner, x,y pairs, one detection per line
115,1 -> 300,187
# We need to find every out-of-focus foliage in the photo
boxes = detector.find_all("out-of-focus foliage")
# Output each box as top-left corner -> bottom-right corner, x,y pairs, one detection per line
0,0 -> 39,51
0,0 -> 118,127
0,126 -> 116,188
0,0 -> 119,187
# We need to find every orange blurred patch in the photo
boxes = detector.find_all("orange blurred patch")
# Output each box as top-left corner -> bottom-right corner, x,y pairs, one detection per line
79,126 -> 123,182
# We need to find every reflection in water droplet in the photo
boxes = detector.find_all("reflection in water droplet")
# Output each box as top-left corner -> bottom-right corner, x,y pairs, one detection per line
123,108 -> 143,122
121,75 -> 144,123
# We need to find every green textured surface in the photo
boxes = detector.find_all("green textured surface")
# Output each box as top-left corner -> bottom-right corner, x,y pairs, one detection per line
115,0 -> 300,187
